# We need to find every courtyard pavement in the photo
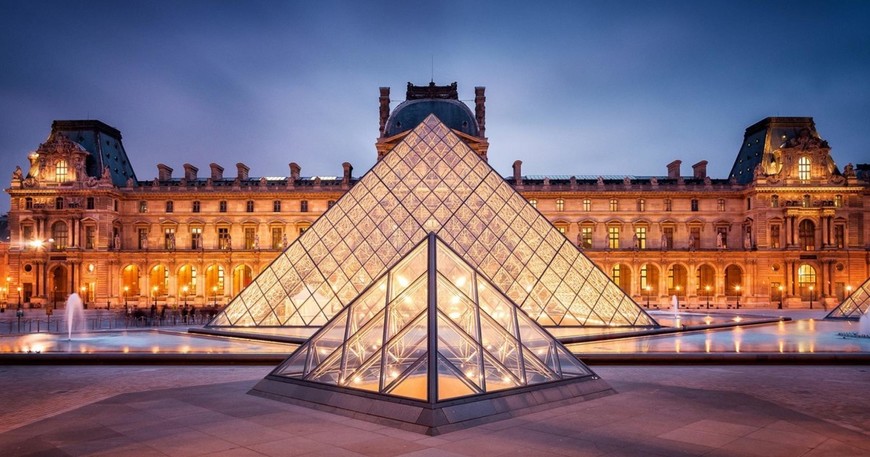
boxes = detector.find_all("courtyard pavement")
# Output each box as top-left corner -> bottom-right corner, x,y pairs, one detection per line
0,365 -> 868,456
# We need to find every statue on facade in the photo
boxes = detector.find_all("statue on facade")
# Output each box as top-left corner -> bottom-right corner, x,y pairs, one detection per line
12,166 -> 23,181
253,234 -> 260,250
168,233 -> 176,250
114,234 -> 121,250
661,233 -> 668,251
102,166 -> 112,181
632,233 -> 639,250
743,228 -> 751,250
717,232 -> 725,250
843,163 -> 855,178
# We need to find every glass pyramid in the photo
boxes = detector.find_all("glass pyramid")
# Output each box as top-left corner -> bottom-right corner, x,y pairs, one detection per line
271,233 -> 596,402
826,278 -> 870,320
209,114 -> 656,328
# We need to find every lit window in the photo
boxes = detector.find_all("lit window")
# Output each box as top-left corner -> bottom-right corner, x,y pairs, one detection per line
798,156 -> 811,181
191,227 -> 202,249
637,199 -> 645,212
611,265 -> 621,283
802,195 -> 810,208
582,199 -> 591,211
556,225 -> 566,234
635,227 -> 647,249
555,198 -> 565,212
717,199 -> 725,211
52,221 -> 68,250
664,199 -> 672,212
609,199 -> 618,212
640,264 -> 648,290
797,264 -> 816,298
55,160 -> 68,182
608,226 -> 620,249
529,199 -> 537,209
164,228 -> 175,249
246,200 -> 254,213
218,227 -> 231,249
139,201 -> 147,213
834,195 -> 842,208
580,227 -> 593,249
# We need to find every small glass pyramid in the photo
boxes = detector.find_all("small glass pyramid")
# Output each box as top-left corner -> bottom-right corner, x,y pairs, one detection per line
271,233 -> 595,402
826,278 -> 870,320
209,115 -> 656,329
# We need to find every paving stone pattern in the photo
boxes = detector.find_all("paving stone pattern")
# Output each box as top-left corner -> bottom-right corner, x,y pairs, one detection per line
0,365 -> 868,456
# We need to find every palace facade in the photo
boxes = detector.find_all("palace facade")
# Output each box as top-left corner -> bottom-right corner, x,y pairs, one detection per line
2,83 -> 868,311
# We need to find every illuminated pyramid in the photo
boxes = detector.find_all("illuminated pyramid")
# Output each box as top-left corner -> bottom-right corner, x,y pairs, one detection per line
826,277 -> 870,320
250,233 -> 613,434
209,115 -> 656,328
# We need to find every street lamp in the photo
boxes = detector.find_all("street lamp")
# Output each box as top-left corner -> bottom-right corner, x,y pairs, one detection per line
212,286 -> 218,307
705,285 -> 711,309
809,285 -> 814,309
182,285 -> 189,307
17,286 -> 22,308
645,286 -> 651,308
123,286 -> 129,311
80,286 -> 87,308
778,285 -> 784,309
846,285 -> 853,298
152,286 -> 158,307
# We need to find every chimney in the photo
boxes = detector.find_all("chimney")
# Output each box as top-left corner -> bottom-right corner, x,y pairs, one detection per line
475,86 -> 486,138
182,163 -> 198,181
236,163 -> 249,180
379,87 -> 390,137
667,160 -> 682,179
692,160 -> 708,179
289,162 -> 301,182
342,162 -> 353,186
209,163 -> 224,180
512,160 -> 523,185
157,164 -> 173,181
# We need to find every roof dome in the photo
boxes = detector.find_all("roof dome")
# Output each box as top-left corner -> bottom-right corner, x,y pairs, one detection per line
385,98 -> 479,137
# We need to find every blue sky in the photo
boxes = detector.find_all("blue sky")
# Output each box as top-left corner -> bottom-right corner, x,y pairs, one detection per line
1,1 -> 868,213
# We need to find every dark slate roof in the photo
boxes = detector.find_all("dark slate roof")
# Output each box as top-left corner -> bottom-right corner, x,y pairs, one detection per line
728,117 -> 819,185
52,120 -> 138,187
385,99 -> 479,137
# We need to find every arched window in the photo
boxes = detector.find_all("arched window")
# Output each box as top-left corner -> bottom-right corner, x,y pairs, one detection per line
799,220 -> 815,250
798,156 -> 811,181
55,160 -> 68,182
52,221 -> 68,250
798,264 -> 816,299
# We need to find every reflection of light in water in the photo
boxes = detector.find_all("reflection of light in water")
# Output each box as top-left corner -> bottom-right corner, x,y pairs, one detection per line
123,347 -> 130,353
778,340 -> 784,353
675,339 -> 681,353
704,316 -> 713,325
152,346 -> 159,354
704,338 -> 711,353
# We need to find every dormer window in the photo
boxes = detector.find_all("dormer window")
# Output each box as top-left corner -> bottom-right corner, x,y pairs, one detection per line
798,156 -> 811,182
55,160 -> 68,182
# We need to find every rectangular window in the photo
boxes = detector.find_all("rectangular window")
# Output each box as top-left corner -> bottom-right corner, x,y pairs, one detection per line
271,227 -> 283,249
771,195 -> 779,208
582,199 -> 591,212
273,200 -> 281,212
556,199 -> 564,212
22,225 -> 34,245
580,227 -> 593,249
85,226 -> 95,249
835,195 -> 843,208
637,199 -> 645,212
139,201 -> 147,213
611,265 -> 621,284
635,227 -> 647,249
164,228 -> 175,250
556,226 -> 566,234
113,199 -> 118,212
86,197 -> 95,210
192,201 -> 201,213
608,226 -> 620,249
834,225 -> 844,248
191,227 -> 202,250
690,227 -> 701,249
798,157 -> 811,182
663,227 -> 674,249
718,199 -> 725,211
746,198 -> 751,210
55,197 -> 64,210
770,225 -> 781,249
55,160 -> 68,182
219,201 -> 227,213
218,228 -> 230,249
166,201 -> 174,213
609,199 -> 618,212
138,228 -> 148,249
244,227 -> 256,249
640,265 -> 648,290
25,197 -> 33,210
300,200 -> 309,212
691,199 -> 699,212
246,201 -> 254,213
299,226 -> 308,235
664,199 -> 672,211
529,199 -> 537,209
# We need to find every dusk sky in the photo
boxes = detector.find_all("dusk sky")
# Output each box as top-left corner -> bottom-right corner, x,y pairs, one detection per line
2,1 -> 868,214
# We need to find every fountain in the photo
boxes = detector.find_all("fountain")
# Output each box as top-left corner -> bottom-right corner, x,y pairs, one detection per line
65,293 -> 85,341
671,295 -> 679,318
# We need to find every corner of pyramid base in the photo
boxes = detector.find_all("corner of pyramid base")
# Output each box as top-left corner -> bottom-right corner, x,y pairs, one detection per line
248,375 -> 615,435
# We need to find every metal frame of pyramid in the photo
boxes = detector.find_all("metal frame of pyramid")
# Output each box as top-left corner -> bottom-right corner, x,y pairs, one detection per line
208,115 -> 657,329
826,277 -> 870,320
249,233 -> 614,435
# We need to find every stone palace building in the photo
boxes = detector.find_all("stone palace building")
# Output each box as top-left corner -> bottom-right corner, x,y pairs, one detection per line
1,82 -> 868,311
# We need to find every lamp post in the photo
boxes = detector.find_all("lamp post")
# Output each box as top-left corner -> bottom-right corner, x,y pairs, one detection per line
17,286 -> 22,308
212,286 -> 218,307
845,285 -> 852,299
809,285 -> 814,309
778,285 -> 784,309
80,286 -> 87,309
123,286 -> 129,312
705,285 -> 711,309
735,285 -> 741,309
182,285 -> 189,307
152,286 -> 158,307
645,286 -> 651,308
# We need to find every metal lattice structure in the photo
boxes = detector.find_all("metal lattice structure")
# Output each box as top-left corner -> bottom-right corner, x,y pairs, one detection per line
209,115 -> 656,328
826,277 -> 870,320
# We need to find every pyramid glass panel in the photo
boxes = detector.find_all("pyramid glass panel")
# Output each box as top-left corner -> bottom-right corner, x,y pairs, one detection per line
826,277 -> 870,320
212,115 -> 655,330
269,234 -> 598,407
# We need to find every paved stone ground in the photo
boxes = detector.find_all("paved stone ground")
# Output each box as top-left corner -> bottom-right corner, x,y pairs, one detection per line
0,365 -> 868,456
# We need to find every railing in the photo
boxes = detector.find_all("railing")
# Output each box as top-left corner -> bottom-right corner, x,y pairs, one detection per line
0,309 -> 218,335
